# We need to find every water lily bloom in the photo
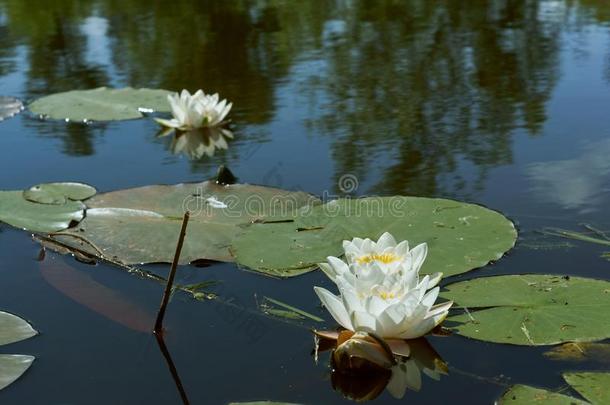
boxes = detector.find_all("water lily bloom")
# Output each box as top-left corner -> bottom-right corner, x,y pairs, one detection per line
155,89 -> 232,131
314,232 -> 453,339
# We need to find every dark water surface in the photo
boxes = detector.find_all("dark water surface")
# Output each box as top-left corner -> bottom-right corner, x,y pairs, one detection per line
1,1 -> 610,404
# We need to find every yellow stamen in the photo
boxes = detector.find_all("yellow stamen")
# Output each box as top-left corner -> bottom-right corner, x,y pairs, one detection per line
378,291 -> 396,300
356,253 -> 400,265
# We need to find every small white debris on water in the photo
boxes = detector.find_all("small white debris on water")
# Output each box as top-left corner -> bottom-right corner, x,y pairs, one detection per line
206,197 -> 227,209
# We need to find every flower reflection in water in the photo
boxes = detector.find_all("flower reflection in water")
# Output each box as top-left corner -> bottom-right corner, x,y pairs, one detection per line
162,127 -> 234,159
315,330 -> 447,401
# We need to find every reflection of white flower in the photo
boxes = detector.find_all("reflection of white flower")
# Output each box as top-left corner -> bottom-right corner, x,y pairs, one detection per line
323,330 -> 447,401
386,339 -> 448,399
155,89 -> 232,130
314,232 -> 452,339
168,127 -> 233,159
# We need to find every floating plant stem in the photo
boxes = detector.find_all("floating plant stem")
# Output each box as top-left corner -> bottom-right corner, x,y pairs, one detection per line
154,211 -> 190,334
260,296 -> 324,322
540,227 -> 610,247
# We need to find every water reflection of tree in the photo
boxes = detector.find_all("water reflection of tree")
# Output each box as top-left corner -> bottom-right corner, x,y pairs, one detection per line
304,0 -> 563,198
100,0 -> 328,125
0,0 -> 600,185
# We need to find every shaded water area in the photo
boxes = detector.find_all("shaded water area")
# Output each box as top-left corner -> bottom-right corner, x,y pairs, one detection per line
1,0 -> 610,403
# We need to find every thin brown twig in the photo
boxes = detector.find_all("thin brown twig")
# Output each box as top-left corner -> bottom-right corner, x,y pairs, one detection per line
154,211 -> 190,334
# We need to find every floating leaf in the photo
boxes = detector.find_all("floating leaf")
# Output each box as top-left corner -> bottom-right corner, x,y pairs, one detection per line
0,191 -> 85,233
49,181 -> 319,265
23,182 -> 96,205
232,197 -> 516,277
498,384 -> 587,405
563,372 -> 610,404
0,355 -> 34,391
0,311 -> 37,346
442,275 -> 610,345
541,227 -> 610,247
260,296 -> 324,322
28,87 -> 172,121
0,96 -> 23,121
544,342 -> 610,363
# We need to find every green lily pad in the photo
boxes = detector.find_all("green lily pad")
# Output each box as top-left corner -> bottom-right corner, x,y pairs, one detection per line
23,182 -> 96,205
232,197 -> 516,277
442,275 -> 610,345
28,87 -> 172,121
564,372 -> 610,404
0,191 -> 85,233
49,181 -> 319,266
0,96 -> 23,122
498,384 -> 587,404
0,311 -> 37,346
0,355 -> 35,391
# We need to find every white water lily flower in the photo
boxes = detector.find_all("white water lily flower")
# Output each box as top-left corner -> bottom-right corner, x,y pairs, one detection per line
314,232 -> 452,339
155,89 -> 232,130
319,232 -> 443,295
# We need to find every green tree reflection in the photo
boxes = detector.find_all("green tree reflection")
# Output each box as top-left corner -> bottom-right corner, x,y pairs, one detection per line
0,0 -> 605,195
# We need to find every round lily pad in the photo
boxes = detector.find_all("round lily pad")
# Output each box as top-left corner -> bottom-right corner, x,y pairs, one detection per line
442,275 -> 610,345
0,355 -> 35,391
564,372 -> 610,404
50,181 -> 319,265
0,191 -> 85,233
28,87 -> 172,121
23,182 -> 96,205
232,197 -> 517,277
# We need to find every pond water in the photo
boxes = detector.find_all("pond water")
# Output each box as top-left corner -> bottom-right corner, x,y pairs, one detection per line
1,1 -> 610,404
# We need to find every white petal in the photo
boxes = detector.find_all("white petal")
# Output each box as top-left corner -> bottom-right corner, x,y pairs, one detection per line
327,256 -> 349,278
341,287 -> 365,314
376,232 -> 397,250
395,240 -> 409,257
218,101 -> 232,122
425,301 -> 453,320
421,287 -> 440,308
168,94 -> 186,125
410,243 -> 428,271
365,295 -> 389,317
314,287 -> 353,330
398,317 -> 436,339
154,117 -> 181,129
318,263 -> 337,281
350,311 -> 377,333
426,272 -> 443,290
